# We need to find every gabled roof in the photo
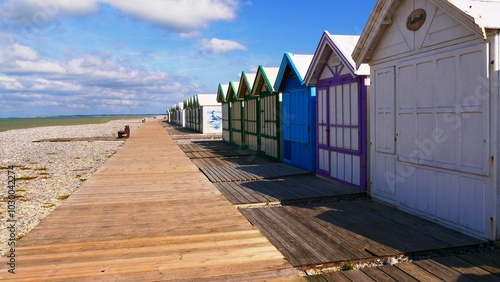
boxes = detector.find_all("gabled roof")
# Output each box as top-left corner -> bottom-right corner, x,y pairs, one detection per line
274,53 -> 313,92
195,94 -> 219,107
217,83 -> 228,103
251,66 -> 279,96
352,0 -> 500,67
304,31 -> 369,86
226,81 -> 240,102
237,72 -> 256,100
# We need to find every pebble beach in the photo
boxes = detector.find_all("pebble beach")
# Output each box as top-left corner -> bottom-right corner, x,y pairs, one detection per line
0,118 -> 147,256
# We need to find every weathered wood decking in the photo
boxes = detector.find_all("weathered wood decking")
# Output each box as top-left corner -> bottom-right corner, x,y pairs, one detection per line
167,123 -> 498,281
241,201 -> 484,268
0,122 -> 301,280
312,249 -> 500,281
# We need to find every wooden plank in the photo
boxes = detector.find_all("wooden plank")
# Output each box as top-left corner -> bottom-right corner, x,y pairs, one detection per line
377,264 -> 418,281
394,261 -> 443,282
458,249 -> 500,277
213,183 -> 243,205
361,266 -> 398,281
239,208 -> 317,267
433,255 -> 500,282
341,269 -> 375,281
413,259 -> 476,281
321,272 -> 351,282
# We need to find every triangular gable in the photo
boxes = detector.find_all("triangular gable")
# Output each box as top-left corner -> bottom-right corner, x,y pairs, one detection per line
217,83 -> 228,103
251,66 -> 279,97
237,72 -> 256,100
304,31 -> 369,86
226,81 -> 240,102
274,53 -> 313,93
196,94 -> 218,106
353,0 -> 499,67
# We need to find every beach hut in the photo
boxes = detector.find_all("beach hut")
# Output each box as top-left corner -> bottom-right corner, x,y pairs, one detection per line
275,53 -> 316,171
238,72 -> 258,152
304,31 -> 370,190
251,66 -> 280,159
217,83 -> 231,142
194,93 -> 222,134
192,95 -> 200,132
352,0 -> 500,240
168,105 -> 176,124
176,102 -> 185,127
227,80 -> 243,146
184,97 -> 193,130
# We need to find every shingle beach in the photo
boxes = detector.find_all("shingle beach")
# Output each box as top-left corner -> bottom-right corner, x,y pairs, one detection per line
0,119 -> 146,256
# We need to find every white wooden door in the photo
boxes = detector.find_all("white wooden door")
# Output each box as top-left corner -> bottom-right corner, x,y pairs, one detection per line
372,66 -> 396,199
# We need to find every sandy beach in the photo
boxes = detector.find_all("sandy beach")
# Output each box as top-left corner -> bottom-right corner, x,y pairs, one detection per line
0,118 -> 149,256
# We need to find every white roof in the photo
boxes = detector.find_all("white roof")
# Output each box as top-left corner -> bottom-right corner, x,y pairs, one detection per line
330,34 -> 370,76
196,94 -> 219,106
261,67 -> 280,91
449,0 -> 500,29
288,54 -> 313,81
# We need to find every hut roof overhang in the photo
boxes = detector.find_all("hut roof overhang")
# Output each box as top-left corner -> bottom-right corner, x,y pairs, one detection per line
352,0 -> 500,68
274,53 -> 313,93
305,31 -> 369,86
251,66 -> 280,97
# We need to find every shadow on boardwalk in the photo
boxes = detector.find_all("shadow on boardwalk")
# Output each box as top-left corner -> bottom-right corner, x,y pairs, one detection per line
162,122 -> 500,281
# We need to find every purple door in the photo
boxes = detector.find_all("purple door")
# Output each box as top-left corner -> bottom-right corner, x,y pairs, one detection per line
317,77 -> 366,189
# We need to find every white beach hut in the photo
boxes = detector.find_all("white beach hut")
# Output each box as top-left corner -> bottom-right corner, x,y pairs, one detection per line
353,0 -> 500,240
194,94 -> 222,134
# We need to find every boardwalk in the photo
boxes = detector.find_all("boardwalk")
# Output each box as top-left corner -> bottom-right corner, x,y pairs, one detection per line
0,122 -> 301,281
164,123 -> 499,281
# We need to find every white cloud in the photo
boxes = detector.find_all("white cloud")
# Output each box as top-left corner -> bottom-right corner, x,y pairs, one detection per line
0,0 -> 100,25
0,42 -> 204,117
0,77 -> 25,90
103,0 -> 239,31
200,38 -> 247,54
0,0 -> 239,31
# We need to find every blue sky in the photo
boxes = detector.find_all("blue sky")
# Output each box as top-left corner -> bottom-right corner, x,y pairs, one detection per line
0,0 -> 376,118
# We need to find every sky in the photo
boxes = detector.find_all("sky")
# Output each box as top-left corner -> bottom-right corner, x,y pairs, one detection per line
0,0 -> 376,118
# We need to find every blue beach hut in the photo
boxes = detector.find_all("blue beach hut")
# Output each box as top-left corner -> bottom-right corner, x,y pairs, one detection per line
304,31 -> 370,190
274,53 -> 316,171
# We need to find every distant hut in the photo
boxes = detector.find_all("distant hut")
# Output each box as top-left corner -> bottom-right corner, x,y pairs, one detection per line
353,0 -> 500,240
237,72 -> 257,152
176,102 -> 185,127
217,83 -> 231,142
275,53 -> 316,171
194,94 -> 222,134
227,80 -> 243,146
304,31 -> 370,190
184,97 -> 193,130
251,66 -> 280,159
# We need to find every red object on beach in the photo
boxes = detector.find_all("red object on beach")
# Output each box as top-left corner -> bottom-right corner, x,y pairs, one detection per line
117,125 -> 130,138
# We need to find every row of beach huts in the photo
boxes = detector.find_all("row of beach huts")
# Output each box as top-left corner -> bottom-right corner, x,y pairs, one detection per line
167,0 -> 500,242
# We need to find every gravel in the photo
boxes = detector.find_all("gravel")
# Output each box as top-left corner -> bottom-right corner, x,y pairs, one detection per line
0,119 -> 144,256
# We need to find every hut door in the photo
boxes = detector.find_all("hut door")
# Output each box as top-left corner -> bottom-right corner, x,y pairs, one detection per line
317,87 -> 330,174
317,79 -> 364,189
260,95 -> 278,158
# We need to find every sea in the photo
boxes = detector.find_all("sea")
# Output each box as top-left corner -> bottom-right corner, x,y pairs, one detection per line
0,115 -> 161,133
